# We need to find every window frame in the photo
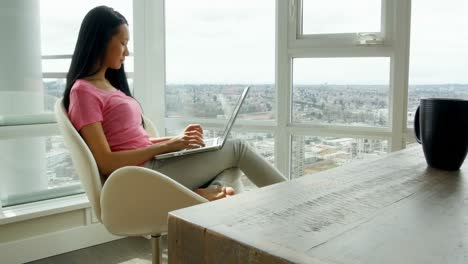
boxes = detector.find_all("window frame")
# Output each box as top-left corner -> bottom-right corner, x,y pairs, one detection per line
161,0 -> 283,174
286,0 -> 411,159
160,0 -> 411,178
289,0 -> 391,49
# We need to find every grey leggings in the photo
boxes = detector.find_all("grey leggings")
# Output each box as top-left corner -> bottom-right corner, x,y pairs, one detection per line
143,139 -> 286,190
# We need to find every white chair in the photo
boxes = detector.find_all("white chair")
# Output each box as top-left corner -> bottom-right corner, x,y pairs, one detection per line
54,98 -> 243,264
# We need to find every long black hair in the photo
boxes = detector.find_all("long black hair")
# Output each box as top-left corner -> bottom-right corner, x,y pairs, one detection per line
63,6 -> 131,112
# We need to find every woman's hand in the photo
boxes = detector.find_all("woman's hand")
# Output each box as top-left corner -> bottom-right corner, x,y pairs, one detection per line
184,124 -> 204,136
164,124 -> 205,152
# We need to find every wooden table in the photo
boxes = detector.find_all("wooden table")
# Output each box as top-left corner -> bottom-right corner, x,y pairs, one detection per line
168,146 -> 468,264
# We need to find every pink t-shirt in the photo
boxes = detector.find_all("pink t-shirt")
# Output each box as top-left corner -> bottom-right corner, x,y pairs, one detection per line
68,79 -> 152,152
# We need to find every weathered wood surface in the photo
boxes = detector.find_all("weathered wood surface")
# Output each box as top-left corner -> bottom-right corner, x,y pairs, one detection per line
168,146 -> 468,264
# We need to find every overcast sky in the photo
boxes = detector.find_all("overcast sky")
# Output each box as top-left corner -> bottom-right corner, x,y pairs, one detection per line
39,0 -> 468,85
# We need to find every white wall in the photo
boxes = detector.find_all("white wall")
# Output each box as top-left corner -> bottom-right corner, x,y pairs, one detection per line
0,206 -> 121,264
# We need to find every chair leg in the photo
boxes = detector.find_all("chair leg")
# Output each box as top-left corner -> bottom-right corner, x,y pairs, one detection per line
151,235 -> 162,264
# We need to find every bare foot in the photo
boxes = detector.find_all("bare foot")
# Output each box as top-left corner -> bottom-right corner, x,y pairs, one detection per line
195,186 -> 235,201
224,186 -> 235,196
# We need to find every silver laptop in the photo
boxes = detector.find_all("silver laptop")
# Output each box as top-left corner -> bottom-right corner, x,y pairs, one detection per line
155,86 -> 250,160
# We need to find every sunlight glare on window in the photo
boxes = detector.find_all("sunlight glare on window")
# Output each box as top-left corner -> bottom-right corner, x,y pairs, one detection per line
407,0 -> 468,128
165,0 -> 275,120
302,0 -> 381,35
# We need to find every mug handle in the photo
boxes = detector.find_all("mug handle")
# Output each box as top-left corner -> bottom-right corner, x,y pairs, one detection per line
414,106 -> 422,144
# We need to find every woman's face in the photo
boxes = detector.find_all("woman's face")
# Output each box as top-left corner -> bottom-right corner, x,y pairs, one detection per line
104,24 -> 130,70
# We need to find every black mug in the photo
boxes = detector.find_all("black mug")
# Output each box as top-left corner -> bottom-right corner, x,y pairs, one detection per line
414,98 -> 468,170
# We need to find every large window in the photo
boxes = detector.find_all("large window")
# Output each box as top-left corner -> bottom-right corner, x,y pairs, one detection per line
164,0 -> 275,186
293,57 -> 390,127
163,0 -> 407,181
0,136 -> 82,207
165,0 -> 275,121
0,0 -> 133,207
283,0 -> 401,179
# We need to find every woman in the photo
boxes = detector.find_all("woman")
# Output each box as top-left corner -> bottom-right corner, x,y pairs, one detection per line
64,6 -> 286,201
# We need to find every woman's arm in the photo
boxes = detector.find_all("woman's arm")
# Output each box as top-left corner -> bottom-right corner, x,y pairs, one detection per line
79,122 -> 204,176
149,124 -> 203,144
150,136 -> 173,144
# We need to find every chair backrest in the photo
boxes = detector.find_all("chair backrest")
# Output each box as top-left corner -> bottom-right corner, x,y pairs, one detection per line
54,98 -> 159,222
142,115 -> 159,138
55,98 -> 104,221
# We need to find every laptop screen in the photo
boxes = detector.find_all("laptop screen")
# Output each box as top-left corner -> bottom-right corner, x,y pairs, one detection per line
219,86 -> 250,146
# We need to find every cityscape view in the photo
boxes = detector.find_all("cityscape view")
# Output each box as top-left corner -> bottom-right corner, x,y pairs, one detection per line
42,80 -> 468,192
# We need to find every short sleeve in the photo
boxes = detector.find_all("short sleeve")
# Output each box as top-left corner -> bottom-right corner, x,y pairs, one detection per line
68,86 -> 104,131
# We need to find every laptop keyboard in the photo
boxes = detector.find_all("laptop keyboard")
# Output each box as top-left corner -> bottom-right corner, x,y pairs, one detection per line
203,138 -> 217,147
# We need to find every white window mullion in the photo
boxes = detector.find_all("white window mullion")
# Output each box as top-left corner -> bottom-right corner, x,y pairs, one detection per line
164,118 -> 277,134
288,46 -> 393,58
133,0 -> 166,135
389,0 -> 411,151
0,123 -> 58,140
288,124 -> 391,139
276,0 -> 292,178
287,0 -> 299,48
381,0 -> 393,44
